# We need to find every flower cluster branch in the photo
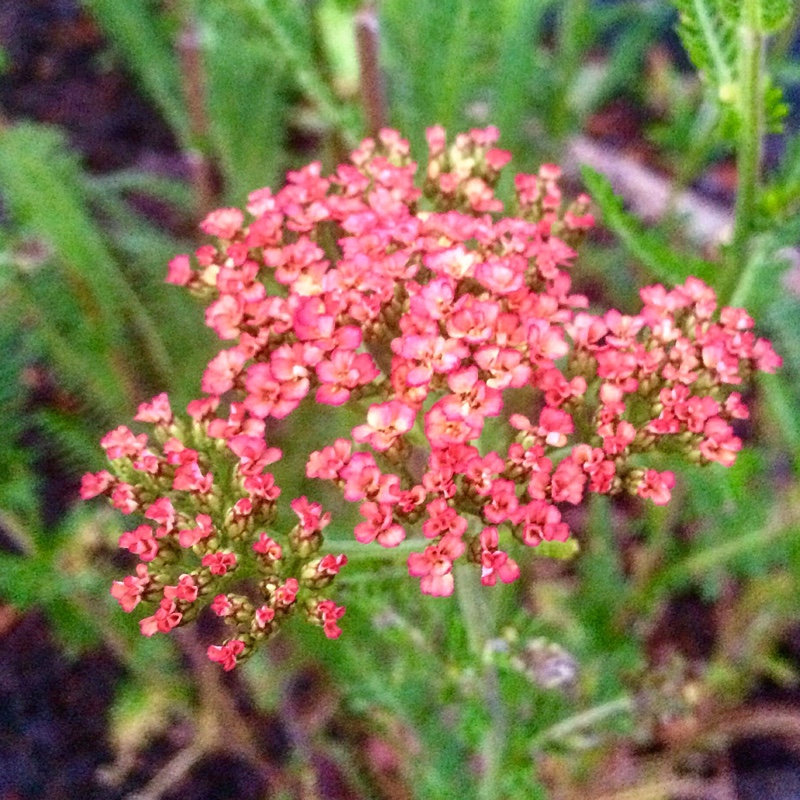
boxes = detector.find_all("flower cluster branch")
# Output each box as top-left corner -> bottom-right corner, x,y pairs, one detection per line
83,126 -> 780,668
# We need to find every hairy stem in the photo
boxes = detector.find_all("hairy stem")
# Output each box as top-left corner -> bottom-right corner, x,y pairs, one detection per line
454,562 -> 508,800
724,0 -> 766,304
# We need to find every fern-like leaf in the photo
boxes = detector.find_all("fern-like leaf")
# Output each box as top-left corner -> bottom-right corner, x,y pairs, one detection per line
673,0 -> 790,136
674,0 -> 737,92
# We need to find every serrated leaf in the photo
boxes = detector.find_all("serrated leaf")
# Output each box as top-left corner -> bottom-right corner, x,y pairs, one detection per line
581,166 -> 718,286
674,0 -> 737,90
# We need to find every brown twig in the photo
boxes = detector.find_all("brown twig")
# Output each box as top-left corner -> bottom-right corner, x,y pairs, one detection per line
177,15 -> 216,216
174,627 -> 263,762
355,2 -> 387,137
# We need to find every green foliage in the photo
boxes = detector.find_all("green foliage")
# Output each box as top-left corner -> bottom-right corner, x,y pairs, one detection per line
0,123 -> 216,425
580,166 -> 717,286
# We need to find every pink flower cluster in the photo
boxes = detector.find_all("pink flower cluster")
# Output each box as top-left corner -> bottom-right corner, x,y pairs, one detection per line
85,126 -> 780,666
82,394 -> 347,670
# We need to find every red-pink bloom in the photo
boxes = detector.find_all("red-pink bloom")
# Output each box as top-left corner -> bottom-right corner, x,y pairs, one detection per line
111,483 -> 139,514
243,473 -> 281,501
206,294 -> 245,339
178,514 -> 214,548
312,599 -> 346,639
407,536 -> 465,597
550,458 -> 587,505
273,578 -> 299,608
536,407 -> 574,448
172,461 -> 213,493
316,348 -> 380,405
700,417 -> 742,466
424,403 -> 483,448
599,420 -> 637,456
479,527 -> 520,586
210,594 -> 234,617
166,254 -> 192,286
307,439 -> 352,480
144,497 -> 176,537
483,479 -> 520,524
355,502 -> 406,546
207,639 -> 246,671
110,564 -> 150,612
316,553 -> 348,578
753,338 -> 782,373
253,533 -> 283,561
515,500 -> 568,546
340,454 -> 401,504
255,605 -> 276,628
636,469 -> 676,506
228,434 -> 282,475
163,574 -> 199,603
291,496 -> 332,534
140,598 -> 182,637
80,470 -> 114,499
202,347 -> 247,395
119,524 -> 159,562
423,498 -> 468,538
202,551 -> 238,576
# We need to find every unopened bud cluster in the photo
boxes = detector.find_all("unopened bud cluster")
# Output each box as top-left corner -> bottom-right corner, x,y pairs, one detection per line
83,126 -> 780,668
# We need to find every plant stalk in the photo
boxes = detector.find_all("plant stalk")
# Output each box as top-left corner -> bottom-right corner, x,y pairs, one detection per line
454,563 -> 508,800
725,0 -> 766,304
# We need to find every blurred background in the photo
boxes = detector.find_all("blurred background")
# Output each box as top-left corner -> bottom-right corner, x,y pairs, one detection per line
1,0 -> 800,798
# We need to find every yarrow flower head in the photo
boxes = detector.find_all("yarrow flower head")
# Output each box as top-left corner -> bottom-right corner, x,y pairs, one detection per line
84,126 -> 781,667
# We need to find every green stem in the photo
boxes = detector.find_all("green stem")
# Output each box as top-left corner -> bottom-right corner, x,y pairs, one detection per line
553,0 -> 590,141
724,0 -> 766,305
454,563 -> 508,800
532,694 -> 634,749
328,538 -> 423,560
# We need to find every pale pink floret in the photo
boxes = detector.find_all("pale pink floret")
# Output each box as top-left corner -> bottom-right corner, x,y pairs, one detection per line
134,393 -> 173,425
101,426 -> 148,459
353,400 -> 416,451
199,207 -> 244,239
166,254 -> 192,286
